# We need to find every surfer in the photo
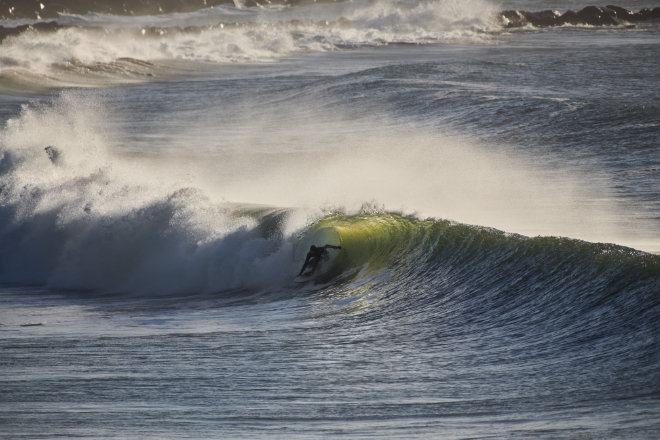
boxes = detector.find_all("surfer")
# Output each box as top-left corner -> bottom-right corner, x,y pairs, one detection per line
298,244 -> 341,276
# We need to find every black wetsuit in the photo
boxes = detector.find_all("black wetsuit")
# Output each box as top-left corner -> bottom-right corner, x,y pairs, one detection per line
298,244 -> 341,276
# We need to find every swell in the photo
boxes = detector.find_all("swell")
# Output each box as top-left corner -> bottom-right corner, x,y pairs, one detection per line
0,0 -> 501,90
316,213 -> 660,376
318,212 -> 660,277
333,213 -> 660,412
307,213 -> 660,299
1,135 -> 658,359
2,3 -> 658,91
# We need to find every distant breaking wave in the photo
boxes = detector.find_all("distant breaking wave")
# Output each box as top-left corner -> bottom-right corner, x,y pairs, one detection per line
0,0 -> 503,89
0,3 -> 657,50
2,2 -> 660,31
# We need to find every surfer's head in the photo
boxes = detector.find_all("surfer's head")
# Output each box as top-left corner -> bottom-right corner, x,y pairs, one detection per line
310,245 -> 317,251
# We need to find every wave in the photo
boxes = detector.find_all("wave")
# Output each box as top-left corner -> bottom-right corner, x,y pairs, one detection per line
2,152 -> 657,297
0,92 -> 290,293
1,91 -> 657,298
2,134 -> 657,299
1,2 -> 658,90
309,212 -> 660,283
0,0 -> 497,89
302,212 -> 659,371
3,0 -> 660,24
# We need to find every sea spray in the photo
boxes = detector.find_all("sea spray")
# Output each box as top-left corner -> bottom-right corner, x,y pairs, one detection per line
0,92 -> 299,293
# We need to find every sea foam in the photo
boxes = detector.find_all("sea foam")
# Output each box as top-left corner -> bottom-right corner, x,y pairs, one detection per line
0,0 -> 498,89
0,92 -> 298,294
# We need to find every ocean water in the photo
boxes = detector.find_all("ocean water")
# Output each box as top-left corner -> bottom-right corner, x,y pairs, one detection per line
1,0 -> 659,438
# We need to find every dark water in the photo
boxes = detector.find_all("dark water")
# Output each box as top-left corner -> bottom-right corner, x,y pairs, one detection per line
1,0 -> 659,438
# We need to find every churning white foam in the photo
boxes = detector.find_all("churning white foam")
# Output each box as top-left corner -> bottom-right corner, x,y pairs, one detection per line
0,0 -> 500,88
0,92 -> 300,294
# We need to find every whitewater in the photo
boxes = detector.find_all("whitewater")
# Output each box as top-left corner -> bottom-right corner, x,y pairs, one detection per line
1,0 -> 659,438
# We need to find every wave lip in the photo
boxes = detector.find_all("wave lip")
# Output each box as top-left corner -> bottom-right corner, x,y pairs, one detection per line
499,6 -> 660,28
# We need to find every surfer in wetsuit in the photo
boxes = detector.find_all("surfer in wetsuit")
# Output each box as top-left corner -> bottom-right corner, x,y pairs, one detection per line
298,244 -> 341,276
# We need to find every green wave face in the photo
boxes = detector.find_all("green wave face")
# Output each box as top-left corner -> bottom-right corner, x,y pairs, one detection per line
297,212 -> 659,285
300,213 -> 441,280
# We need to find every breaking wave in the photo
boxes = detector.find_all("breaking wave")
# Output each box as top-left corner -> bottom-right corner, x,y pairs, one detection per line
1,91 -> 657,298
0,0 -> 498,89
2,2 -> 658,90
2,2 -> 658,91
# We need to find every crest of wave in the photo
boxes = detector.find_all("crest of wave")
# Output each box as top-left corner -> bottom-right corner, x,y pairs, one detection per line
340,0 -> 500,43
0,0 -> 499,83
